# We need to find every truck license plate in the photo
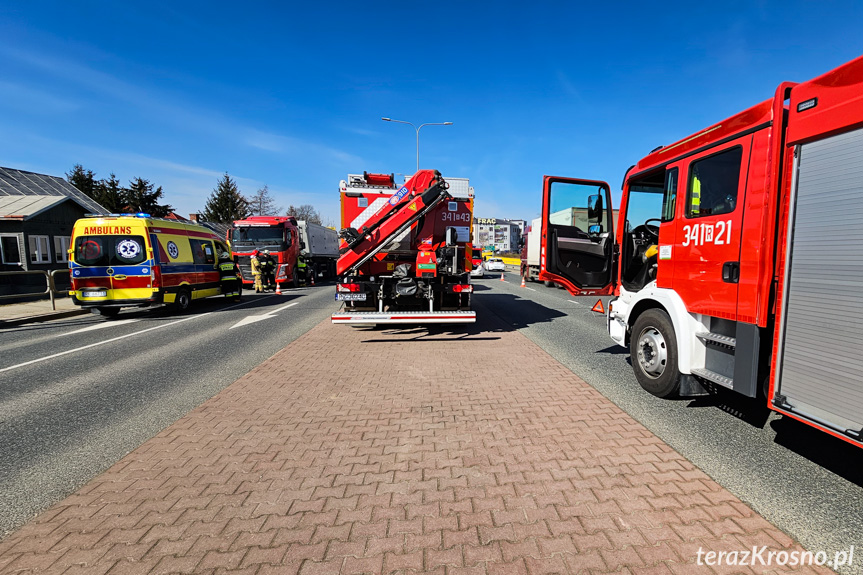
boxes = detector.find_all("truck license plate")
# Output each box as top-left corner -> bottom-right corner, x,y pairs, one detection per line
83,291 -> 107,298
336,293 -> 367,301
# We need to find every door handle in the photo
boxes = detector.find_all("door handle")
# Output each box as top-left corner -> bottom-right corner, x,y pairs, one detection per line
722,261 -> 740,283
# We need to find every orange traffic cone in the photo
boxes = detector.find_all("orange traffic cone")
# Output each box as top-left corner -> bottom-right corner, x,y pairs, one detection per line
500,273 -> 505,282
520,275 -> 526,288
310,273 -> 315,286
275,282 -> 282,295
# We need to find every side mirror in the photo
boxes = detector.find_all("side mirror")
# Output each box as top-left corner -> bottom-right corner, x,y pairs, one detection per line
588,224 -> 603,235
587,194 -> 603,225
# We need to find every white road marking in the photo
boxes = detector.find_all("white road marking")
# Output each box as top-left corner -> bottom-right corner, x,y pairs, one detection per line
230,301 -> 299,330
58,318 -> 140,337
524,287 -> 536,291
223,296 -> 277,311
568,300 -> 581,305
1,313 -> 212,374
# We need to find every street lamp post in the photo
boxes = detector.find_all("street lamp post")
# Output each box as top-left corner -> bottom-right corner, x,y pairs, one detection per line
381,117 -> 453,172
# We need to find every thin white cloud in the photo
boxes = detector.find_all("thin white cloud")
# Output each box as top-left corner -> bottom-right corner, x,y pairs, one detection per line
0,45 -> 360,166
556,70 -> 582,100
244,129 -> 363,166
0,81 -> 80,113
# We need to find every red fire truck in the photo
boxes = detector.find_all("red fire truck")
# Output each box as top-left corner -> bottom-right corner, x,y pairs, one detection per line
332,170 -> 475,324
539,55 -> 863,447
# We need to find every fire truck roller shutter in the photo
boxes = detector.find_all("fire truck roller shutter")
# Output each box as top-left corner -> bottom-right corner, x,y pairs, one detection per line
775,126 -> 863,438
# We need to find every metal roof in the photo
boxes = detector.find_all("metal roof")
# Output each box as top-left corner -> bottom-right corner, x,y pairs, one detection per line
201,221 -> 231,239
0,196 -> 70,220
0,167 -> 107,215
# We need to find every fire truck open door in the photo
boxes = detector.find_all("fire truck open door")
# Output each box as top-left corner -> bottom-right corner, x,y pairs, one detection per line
539,176 -> 614,295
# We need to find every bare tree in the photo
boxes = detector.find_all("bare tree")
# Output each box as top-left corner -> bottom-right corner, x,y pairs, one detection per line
286,204 -> 322,225
248,185 -> 283,216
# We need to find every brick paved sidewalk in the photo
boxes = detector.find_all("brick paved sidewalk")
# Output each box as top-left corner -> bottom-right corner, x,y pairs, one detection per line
0,318 -> 830,575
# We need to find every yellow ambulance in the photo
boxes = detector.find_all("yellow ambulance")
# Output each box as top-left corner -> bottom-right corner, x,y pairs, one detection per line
69,214 -> 233,317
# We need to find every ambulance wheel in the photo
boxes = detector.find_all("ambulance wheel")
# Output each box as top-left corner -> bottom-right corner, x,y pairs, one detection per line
174,288 -> 192,313
94,307 -> 119,318
630,309 -> 681,398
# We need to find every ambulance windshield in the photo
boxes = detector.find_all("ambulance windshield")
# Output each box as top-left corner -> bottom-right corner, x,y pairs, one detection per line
74,235 -> 147,267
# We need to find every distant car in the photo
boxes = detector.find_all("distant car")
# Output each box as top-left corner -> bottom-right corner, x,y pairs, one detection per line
484,258 -> 506,272
470,261 -> 485,278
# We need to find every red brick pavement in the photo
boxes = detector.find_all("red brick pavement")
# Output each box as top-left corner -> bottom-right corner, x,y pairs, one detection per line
0,318 -> 832,574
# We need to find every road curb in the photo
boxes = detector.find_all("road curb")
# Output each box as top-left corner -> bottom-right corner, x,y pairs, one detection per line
0,309 -> 89,328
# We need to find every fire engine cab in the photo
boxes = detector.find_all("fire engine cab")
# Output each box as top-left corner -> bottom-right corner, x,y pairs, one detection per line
540,55 -> 863,447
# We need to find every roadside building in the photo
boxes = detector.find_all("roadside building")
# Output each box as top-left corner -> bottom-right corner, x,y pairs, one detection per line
0,167 -> 107,296
473,218 -> 526,253
549,207 -> 620,235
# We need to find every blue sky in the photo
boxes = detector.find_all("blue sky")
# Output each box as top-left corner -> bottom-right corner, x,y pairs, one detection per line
2,1 -> 862,227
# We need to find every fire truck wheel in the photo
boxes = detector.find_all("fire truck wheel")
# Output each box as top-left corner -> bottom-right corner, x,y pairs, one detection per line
173,288 -> 192,313
630,309 -> 681,398
544,280 -> 554,288
291,266 -> 300,288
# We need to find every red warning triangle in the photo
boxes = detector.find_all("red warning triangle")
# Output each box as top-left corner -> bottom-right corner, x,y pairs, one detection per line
591,299 -> 605,314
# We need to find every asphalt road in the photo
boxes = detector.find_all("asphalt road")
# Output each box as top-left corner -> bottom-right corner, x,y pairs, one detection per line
0,283 -> 337,537
473,271 -> 863,575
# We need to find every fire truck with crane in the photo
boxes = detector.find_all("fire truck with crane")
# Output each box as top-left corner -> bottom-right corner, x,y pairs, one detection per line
332,170 -> 475,325
539,55 -> 863,448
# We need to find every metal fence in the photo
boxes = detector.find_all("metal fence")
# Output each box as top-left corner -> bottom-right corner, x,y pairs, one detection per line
0,269 -> 70,310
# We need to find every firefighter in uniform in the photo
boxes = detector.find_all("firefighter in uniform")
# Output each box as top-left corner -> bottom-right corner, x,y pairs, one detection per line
259,250 -> 276,291
250,250 -> 263,293
690,174 -> 701,216
218,252 -> 242,301
297,254 -> 308,285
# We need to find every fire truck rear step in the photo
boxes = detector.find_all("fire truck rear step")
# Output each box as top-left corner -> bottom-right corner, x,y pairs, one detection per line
691,368 -> 734,390
331,310 -> 476,325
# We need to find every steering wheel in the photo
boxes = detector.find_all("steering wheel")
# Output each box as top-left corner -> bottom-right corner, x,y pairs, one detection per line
643,218 -> 662,241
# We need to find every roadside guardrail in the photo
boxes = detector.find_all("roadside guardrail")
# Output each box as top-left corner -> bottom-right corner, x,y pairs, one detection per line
0,270 -> 70,310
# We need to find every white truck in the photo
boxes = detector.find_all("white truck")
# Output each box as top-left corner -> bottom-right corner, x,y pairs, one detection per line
297,220 -> 339,281
520,217 -> 544,283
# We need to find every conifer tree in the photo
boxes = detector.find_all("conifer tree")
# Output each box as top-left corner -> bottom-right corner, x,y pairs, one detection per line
202,173 -> 249,223
123,177 -> 173,217
66,164 -> 97,199
94,173 -> 124,213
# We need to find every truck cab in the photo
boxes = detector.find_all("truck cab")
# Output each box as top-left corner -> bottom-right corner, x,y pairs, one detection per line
540,101 -> 780,400
230,216 -> 301,287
